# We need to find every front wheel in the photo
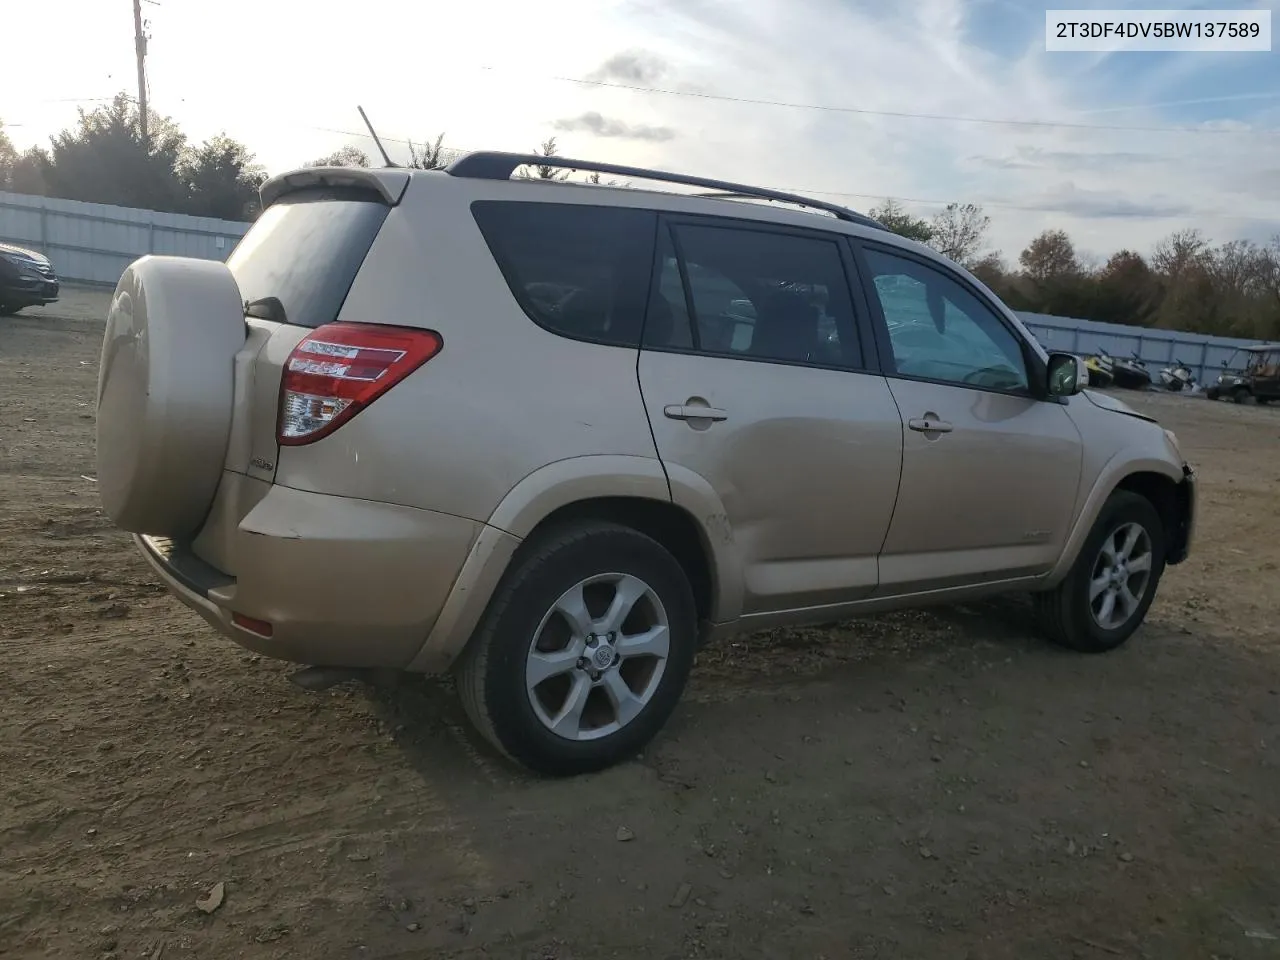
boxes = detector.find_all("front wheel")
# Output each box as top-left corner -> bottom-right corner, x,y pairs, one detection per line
1232,387 -> 1250,404
1034,491 -> 1166,653
0,304 -> 21,317
456,521 -> 697,776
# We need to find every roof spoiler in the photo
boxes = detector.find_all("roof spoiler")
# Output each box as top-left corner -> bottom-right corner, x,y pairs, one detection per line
259,167 -> 411,209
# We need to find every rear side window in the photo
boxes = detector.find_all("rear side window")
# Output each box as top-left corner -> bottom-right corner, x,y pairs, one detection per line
227,187 -> 389,328
647,223 -> 861,368
471,201 -> 657,347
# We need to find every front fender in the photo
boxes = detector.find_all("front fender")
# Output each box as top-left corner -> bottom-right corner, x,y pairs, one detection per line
1044,453 -> 1186,586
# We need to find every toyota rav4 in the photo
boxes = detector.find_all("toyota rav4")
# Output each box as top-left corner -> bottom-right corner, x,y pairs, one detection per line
95,152 -> 1196,775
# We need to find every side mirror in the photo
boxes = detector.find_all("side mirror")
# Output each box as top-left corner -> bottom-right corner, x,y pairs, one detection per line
1047,352 -> 1087,397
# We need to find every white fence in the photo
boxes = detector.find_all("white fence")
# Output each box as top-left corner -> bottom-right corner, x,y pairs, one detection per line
0,191 -> 249,285
1018,311 -> 1272,387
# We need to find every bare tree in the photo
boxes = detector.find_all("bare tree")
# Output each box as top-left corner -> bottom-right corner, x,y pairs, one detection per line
927,202 -> 990,266
1151,228 -> 1208,279
1263,237 -> 1280,316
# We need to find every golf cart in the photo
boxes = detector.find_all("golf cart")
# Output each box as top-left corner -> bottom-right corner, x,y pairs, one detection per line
1205,344 -> 1280,404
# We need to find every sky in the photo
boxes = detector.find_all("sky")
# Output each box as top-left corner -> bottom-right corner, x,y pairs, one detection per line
2,0 -> 1278,263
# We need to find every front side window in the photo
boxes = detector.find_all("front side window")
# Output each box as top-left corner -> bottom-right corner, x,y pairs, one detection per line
471,202 -> 657,347
862,247 -> 1029,392
645,223 -> 860,368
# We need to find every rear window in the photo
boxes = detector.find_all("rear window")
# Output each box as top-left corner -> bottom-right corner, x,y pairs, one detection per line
227,187 -> 389,328
470,201 -> 657,347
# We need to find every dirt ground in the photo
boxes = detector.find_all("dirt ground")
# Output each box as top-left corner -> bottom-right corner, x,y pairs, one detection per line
3,288 -> 1279,960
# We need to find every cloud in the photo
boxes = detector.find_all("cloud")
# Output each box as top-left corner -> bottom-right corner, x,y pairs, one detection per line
1024,183 -> 1194,220
603,0 -> 1279,255
552,112 -> 676,142
966,146 -> 1159,172
586,50 -> 669,86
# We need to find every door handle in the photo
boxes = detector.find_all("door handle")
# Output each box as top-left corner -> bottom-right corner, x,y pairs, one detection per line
908,417 -> 953,433
664,404 -> 728,422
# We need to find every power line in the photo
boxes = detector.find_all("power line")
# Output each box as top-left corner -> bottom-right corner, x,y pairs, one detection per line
26,96 -> 120,104
479,66 -> 1279,137
775,187 -> 1280,222
300,124 -> 1278,222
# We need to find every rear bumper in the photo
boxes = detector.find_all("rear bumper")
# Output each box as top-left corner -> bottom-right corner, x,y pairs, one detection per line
136,481 -> 482,669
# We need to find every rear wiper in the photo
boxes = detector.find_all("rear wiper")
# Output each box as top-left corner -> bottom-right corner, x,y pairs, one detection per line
244,296 -> 287,324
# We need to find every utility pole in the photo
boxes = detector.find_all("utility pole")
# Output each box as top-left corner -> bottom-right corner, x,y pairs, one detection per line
132,0 -> 148,141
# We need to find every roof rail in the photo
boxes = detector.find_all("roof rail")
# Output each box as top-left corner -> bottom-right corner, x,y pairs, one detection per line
445,151 -> 886,230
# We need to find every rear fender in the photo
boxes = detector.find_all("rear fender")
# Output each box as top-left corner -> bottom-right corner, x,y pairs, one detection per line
404,455 -> 744,673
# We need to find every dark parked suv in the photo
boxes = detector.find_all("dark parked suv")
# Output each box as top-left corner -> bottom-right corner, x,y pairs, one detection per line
0,242 -> 60,315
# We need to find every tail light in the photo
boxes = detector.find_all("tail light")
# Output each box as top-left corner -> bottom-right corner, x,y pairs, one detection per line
278,322 -> 442,445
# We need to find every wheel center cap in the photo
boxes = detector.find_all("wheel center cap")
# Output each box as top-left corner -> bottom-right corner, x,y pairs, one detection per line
592,644 -> 616,670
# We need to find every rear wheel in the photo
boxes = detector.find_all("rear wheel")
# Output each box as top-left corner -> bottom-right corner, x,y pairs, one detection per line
1035,491 -> 1166,653
456,521 -> 697,776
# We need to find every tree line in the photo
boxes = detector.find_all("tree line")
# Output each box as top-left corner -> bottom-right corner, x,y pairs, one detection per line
2,95 -> 1277,339
0,93 -> 576,221
870,199 -> 1280,341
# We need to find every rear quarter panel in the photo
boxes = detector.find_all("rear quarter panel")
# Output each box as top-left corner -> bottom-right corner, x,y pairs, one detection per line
270,175 -> 662,526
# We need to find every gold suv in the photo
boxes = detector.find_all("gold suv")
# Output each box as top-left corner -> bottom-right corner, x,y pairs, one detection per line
95,152 -> 1196,775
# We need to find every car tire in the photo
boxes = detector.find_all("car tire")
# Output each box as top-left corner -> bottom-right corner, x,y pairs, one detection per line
1034,491 -> 1166,654
1232,387 -> 1250,404
0,304 -> 21,316
456,520 -> 697,776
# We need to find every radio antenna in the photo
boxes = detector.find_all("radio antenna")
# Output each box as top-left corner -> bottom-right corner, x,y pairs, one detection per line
357,105 -> 396,167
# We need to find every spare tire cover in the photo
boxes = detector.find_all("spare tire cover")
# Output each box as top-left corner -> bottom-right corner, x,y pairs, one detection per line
96,255 -> 246,537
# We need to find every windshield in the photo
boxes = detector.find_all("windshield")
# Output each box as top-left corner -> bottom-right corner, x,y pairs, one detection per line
226,186 -> 389,328
1247,350 -> 1278,373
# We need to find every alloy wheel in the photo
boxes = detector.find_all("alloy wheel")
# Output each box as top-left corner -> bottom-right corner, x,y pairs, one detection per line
525,573 -> 670,741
